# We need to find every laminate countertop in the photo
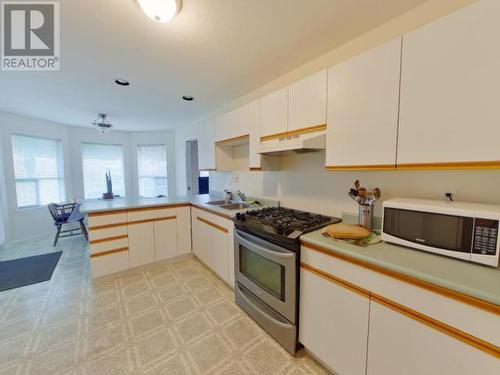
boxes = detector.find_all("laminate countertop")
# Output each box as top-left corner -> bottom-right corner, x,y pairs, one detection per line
80,194 -> 271,219
301,229 -> 500,307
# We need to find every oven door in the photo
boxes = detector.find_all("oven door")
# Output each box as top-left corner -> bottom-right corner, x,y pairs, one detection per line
234,229 -> 296,323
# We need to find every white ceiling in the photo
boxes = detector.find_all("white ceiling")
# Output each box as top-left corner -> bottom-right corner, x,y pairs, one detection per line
0,0 -> 428,131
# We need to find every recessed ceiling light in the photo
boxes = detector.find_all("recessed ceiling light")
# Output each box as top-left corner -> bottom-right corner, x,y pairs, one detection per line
137,0 -> 181,23
182,96 -> 194,101
115,79 -> 130,86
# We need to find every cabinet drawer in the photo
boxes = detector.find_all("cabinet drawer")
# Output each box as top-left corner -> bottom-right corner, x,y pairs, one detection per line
127,207 -> 177,222
88,212 -> 128,228
88,225 -> 127,242
91,251 -> 129,278
89,237 -> 128,256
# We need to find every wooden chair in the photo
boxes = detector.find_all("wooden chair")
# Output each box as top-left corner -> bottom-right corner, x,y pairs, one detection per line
48,203 -> 88,246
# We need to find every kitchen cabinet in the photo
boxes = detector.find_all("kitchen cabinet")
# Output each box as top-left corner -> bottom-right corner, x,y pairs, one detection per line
191,207 -> 234,285
259,87 -> 288,138
299,267 -> 370,375
215,105 -> 249,143
176,206 -> 192,255
289,69 -> 327,132
367,300 -> 500,375
397,0 -> 500,168
198,119 -> 216,171
128,222 -> 155,267
326,38 -> 401,170
248,99 -> 262,169
154,218 -> 177,261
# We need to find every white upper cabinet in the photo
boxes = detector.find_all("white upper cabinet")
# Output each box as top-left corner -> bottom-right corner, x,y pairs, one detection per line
230,104 -> 250,139
289,69 -> 327,131
259,87 -> 289,138
248,99 -> 262,169
198,119 -> 216,171
398,0 -> 500,167
215,112 -> 230,142
326,38 -> 401,169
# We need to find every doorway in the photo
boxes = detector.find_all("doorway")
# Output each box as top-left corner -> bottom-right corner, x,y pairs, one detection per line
185,139 -> 199,194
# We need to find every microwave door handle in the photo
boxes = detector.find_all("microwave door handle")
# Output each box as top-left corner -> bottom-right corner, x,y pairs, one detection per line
235,231 -> 294,261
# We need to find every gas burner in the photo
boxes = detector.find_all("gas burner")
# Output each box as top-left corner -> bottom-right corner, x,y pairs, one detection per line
234,207 -> 341,250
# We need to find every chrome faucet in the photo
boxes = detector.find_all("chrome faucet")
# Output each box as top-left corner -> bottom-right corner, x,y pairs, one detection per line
224,190 -> 233,203
236,190 -> 246,202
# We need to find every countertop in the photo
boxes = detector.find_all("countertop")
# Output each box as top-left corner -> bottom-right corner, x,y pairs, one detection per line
80,194 -> 271,219
301,229 -> 500,306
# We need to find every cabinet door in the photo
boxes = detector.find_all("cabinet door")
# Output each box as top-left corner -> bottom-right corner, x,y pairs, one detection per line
205,118 -> 216,170
176,207 -> 192,255
128,222 -> 155,267
230,104 -> 250,139
191,208 -> 201,257
248,99 -> 262,169
196,218 -> 212,267
367,300 -> 500,375
260,87 -> 288,138
299,268 -> 370,375
398,0 -> 500,166
289,70 -> 327,131
154,218 -> 177,261
210,226 -> 229,283
326,38 -> 401,169
215,113 -> 230,142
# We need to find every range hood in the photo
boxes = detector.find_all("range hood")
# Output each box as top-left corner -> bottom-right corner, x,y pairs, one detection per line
258,132 -> 326,155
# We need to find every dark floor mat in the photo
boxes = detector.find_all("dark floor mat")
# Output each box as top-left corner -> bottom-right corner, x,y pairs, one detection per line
0,252 -> 62,292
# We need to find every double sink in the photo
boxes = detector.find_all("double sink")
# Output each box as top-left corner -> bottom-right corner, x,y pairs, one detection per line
206,200 -> 252,210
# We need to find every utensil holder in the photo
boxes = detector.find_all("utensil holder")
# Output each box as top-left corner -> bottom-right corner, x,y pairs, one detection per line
358,204 -> 374,230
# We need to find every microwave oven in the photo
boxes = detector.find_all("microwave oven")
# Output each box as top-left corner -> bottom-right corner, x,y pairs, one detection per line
382,198 -> 500,267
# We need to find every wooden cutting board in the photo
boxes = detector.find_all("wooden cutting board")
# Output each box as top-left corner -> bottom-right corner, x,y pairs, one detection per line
322,223 -> 370,240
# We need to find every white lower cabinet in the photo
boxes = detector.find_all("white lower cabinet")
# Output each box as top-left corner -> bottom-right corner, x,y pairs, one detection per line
191,207 -> 234,286
176,206 -> 192,255
154,218 -> 178,261
367,300 -> 500,375
210,227 -> 229,282
299,268 -> 370,375
128,222 -> 156,267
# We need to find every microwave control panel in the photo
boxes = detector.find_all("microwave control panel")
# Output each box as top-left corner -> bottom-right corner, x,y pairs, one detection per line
472,218 -> 499,256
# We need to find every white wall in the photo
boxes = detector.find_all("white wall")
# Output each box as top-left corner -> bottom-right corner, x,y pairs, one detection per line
0,111 -> 177,244
209,151 -> 500,218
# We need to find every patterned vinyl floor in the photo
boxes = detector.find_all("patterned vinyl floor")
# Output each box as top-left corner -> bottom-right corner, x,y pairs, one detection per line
0,235 -> 330,375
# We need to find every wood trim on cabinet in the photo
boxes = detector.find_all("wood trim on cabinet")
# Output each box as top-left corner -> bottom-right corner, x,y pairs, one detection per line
249,167 -> 262,171
89,235 -> 128,245
300,240 -> 500,316
89,222 -> 128,231
216,134 -> 250,145
260,124 -> 327,142
396,161 -> 500,170
90,247 -> 129,258
371,293 -> 500,359
301,262 -> 370,298
191,203 -> 232,219
128,216 -> 177,226
197,216 -> 229,234
199,169 -> 217,172
326,164 -> 396,171
87,204 -> 189,217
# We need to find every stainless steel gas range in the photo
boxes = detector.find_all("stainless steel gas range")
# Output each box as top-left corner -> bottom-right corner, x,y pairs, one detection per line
233,207 -> 341,354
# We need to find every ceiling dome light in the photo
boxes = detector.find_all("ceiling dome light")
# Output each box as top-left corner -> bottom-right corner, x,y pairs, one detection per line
137,0 -> 180,23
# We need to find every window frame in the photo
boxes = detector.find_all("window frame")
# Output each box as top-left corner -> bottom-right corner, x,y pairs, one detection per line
81,141 -> 126,199
11,133 -> 66,209
137,144 -> 169,198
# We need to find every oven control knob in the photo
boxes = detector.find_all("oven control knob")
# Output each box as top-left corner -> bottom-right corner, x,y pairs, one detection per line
240,213 -> 246,221
276,225 -> 284,235
236,212 -> 241,220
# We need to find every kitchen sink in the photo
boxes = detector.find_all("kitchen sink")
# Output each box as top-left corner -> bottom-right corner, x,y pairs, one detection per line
220,203 -> 251,210
206,200 -> 230,206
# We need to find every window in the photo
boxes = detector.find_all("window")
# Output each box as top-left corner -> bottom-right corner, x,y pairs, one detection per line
12,134 -> 65,208
137,144 -> 168,197
82,143 -> 125,199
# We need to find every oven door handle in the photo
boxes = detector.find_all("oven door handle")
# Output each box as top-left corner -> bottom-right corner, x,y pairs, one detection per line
235,230 -> 295,261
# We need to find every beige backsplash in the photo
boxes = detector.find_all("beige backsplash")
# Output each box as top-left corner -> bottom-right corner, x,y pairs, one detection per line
209,150 -> 500,218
